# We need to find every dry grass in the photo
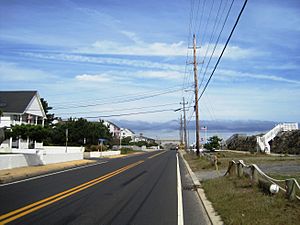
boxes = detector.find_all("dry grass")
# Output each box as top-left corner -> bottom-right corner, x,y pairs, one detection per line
202,176 -> 300,225
183,151 -> 300,171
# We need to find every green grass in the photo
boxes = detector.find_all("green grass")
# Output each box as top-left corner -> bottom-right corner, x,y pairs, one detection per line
120,147 -> 140,155
268,173 -> 300,184
202,176 -> 300,225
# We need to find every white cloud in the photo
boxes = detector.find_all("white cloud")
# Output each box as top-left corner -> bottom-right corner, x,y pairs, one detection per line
136,70 -> 183,80
75,74 -> 112,82
199,43 -> 264,60
21,52 -> 184,71
76,31 -> 263,59
120,30 -> 142,44
0,61 -> 51,81
84,40 -> 187,56
218,69 -> 300,85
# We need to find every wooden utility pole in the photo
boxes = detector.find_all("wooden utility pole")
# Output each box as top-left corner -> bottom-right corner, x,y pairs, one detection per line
182,97 -> 188,151
180,115 -> 183,145
193,34 -> 200,156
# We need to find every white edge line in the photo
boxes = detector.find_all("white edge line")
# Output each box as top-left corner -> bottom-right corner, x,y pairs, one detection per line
0,161 -> 108,187
177,152 -> 184,225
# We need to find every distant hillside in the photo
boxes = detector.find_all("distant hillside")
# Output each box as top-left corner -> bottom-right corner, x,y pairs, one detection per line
226,134 -> 258,152
226,130 -> 300,154
270,130 -> 300,155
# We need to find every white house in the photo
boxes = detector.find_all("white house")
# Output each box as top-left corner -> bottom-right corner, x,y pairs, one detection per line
103,120 -> 121,138
120,128 -> 135,139
133,133 -> 155,144
0,91 -> 46,149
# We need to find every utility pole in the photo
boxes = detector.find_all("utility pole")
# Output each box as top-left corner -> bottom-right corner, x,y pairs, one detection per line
181,97 -> 188,151
192,34 -> 200,156
180,115 -> 183,145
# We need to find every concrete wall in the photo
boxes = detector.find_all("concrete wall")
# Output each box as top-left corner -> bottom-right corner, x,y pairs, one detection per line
42,153 -> 83,164
0,147 -> 84,170
42,146 -> 84,154
0,154 -> 44,170
84,150 -> 120,158
5,146 -> 84,154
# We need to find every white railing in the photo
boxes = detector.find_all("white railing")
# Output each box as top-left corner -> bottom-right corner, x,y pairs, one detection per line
257,123 -> 298,154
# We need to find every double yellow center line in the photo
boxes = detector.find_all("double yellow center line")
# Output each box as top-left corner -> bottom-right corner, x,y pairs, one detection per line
0,160 -> 144,225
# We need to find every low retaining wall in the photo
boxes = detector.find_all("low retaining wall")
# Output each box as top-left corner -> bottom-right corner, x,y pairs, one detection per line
2,146 -> 84,154
84,151 -> 121,158
0,152 -> 83,170
42,153 -> 83,164
0,154 -> 43,170
42,146 -> 84,154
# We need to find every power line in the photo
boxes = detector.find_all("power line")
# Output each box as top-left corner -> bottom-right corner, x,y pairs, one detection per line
199,0 -> 235,90
199,0 -> 249,100
55,102 -> 180,116
53,86 -> 188,110
198,0 -> 228,88
83,108 -> 179,119
199,0 -> 216,48
52,84 -> 189,106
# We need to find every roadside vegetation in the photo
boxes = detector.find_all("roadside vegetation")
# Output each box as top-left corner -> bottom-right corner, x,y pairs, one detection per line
184,151 -> 300,225
120,147 -> 140,155
202,176 -> 300,225
184,151 -> 300,171
1,99 -> 159,150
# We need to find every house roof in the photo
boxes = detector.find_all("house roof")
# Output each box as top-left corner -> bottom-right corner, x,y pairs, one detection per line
104,120 -> 120,129
0,91 -> 38,114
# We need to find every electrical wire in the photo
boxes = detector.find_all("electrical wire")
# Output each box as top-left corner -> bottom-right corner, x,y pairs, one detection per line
53,86 -> 188,110
199,0 -> 235,90
84,108 -> 179,119
55,102 -> 180,116
198,0 -> 249,100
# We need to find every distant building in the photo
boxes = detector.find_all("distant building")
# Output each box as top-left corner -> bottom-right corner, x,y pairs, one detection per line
103,120 -> 121,138
133,133 -> 155,144
0,91 -> 46,149
120,128 -> 135,139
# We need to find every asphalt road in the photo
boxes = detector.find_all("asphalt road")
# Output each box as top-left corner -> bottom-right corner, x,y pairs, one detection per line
0,151 -> 209,225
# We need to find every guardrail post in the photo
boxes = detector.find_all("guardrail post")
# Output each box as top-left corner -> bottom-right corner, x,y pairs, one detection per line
251,166 -> 258,186
285,179 -> 296,201
237,162 -> 244,178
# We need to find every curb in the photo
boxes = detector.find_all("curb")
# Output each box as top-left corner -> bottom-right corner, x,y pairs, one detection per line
179,150 -> 223,225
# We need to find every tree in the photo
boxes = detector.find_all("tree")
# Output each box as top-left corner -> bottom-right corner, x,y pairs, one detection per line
204,136 -> 223,151
47,118 -> 112,146
40,98 -> 55,125
121,136 -> 132,145
6,124 -> 48,143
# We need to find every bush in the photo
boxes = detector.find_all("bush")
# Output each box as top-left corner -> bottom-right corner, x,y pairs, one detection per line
85,144 -> 108,152
120,147 -> 134,154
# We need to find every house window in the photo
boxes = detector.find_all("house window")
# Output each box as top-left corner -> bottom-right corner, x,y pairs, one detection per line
13,115 -> 20,121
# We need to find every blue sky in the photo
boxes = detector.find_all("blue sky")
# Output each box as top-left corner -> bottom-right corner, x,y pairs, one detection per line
0,0 -> 300,128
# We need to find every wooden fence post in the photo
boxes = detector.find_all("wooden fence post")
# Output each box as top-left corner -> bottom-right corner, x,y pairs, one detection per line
229,161 -> 237,177
237,162 -> 244,178
251,166 -> 258,186
285,179 -> 296,201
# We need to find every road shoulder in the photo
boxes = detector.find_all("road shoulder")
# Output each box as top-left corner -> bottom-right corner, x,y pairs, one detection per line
179,150 -> 223,225
0,159 -> 97,184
